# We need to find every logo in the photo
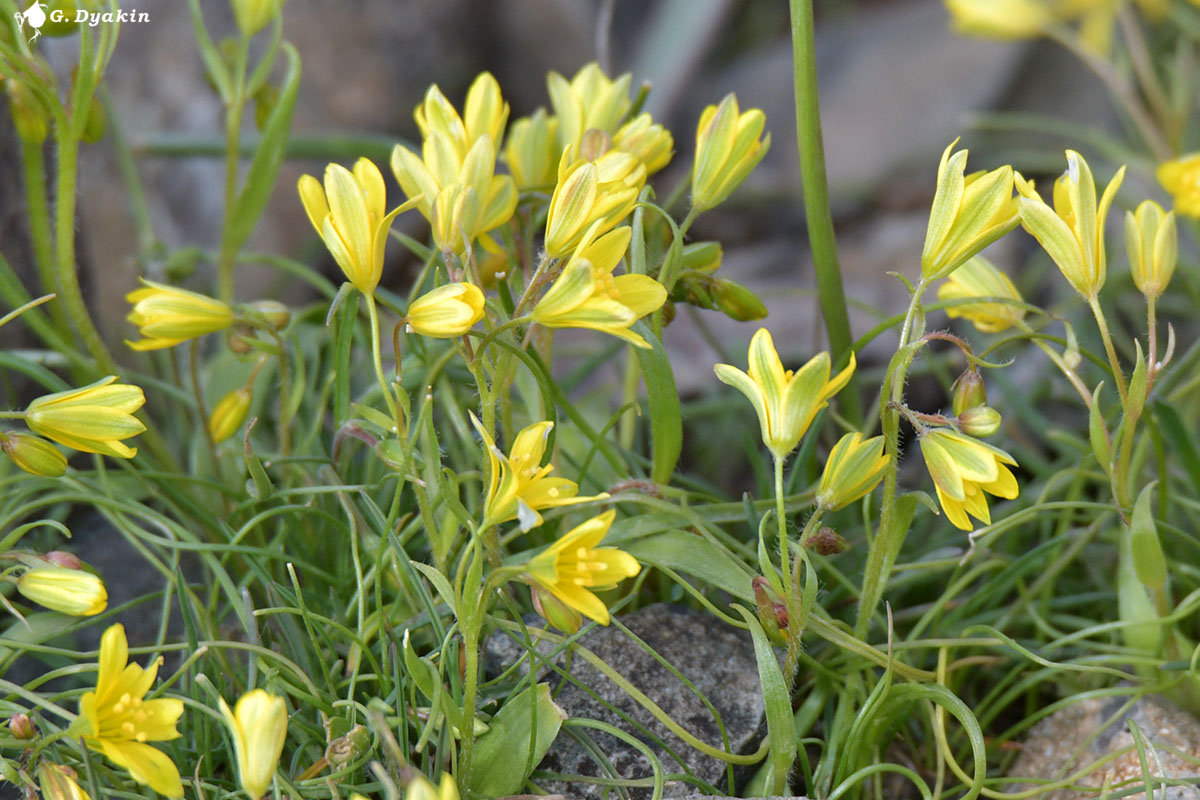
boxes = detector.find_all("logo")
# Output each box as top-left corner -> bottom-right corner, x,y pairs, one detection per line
13,3 -> 150,42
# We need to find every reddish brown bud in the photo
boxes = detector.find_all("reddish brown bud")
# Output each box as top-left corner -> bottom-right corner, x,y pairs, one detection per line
44,551 -> 83,570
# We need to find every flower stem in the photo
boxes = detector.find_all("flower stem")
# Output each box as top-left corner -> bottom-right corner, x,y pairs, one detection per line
788,0 -> 859,425
217,37 -> 250,304
365,293 -> 402,436
774,455 -> 791,599
1019,320 -> 1093,407
1088,294 -> 1128,406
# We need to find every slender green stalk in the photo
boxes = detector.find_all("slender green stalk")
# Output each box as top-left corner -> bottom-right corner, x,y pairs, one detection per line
788,0 -> 859,424
1088,295 -> 1128,405
365,293 -> 402,434
217,37 -> 250,303
18,141 -> 66,332
774,455 -> 792,597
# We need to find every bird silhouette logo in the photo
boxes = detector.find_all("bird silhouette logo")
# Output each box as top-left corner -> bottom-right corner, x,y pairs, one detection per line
14,1 -> 48,44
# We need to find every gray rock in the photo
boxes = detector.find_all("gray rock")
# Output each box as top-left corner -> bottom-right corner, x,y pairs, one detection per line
487,604 -> 769,799
1008,694 -> 1200,799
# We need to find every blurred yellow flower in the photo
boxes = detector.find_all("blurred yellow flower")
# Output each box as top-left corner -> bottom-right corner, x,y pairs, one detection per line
531,224 -> 666,348
922,141 -> 1022,281
298,158 -> 417,294
415,72 -> 508,161
17,567 -> 107,616
125,279 -> 233,351
37,763 -> 90,800
74,624 -> 184,798
692,94 -> 770,212
714,328 -> 855,460
209,387 -> 252,443
504,108 -> 560,190
405,283 -> 486,338
25,377 -> 146,459
613,113 -> 674,175
471,413 -> 608,531
407,772 -> 459,800
944,0 -> 1051,38
547,62 -> 632,157
1156,153 -> 1200,218
232,0 -> 284,37
544,150 -> 645,258
1,431 -> 67,476
937,256 -> 1025,333
815,433 -> 888,511
1125,199 -> 1177,299
218,690 -> 288,800
919,427 -> 1019,531
525,510 -> 640,626
1019,149 -> 1124,300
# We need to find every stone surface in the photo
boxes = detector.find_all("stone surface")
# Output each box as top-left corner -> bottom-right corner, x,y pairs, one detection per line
1008,694 -> 1200,799
486,604 -> 769,799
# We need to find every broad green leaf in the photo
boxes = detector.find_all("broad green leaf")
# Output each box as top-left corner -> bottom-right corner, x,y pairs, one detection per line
466,683 -> 566,798
625,530 -> 754,602
734,606 -> 795,796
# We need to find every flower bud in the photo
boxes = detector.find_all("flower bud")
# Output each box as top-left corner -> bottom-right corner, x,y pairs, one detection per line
232,0 -> 284,37
5,79 -> 48,144
209,388 -> 253,444
38,762 -> 89,800
17,568 -> 107,616
751,576 -> 788,646
711,279 -> 768,322
681,241 -> 723,273
531,583 -> 582,633
544,150 -> 645,257
1125,199 -> 1176,299
326,724 -> 370,769
243,299 -> 292,331
2,432 -> 67,477
613,113 -> 674,174
951,369 -> 987,416
406,283 -> 486,338
805,526 -> 848,556
81,95 -> 106,143
1156,152 -> 1200,218
504,108 -> 559,190
253,83 -> 280,131
692,94 -> 770,212
578,128 -> 612,162
9,713 -> 34,740
957,405 -> 1001,437
45,551 -> 83,570
219,690 -> 289,800
815,433 -> 888,511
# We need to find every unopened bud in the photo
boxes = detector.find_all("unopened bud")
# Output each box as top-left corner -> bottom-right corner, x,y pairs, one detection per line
326,724 -> 370,769
751,576 -> 788,645
17,568 -> 107,616
9,713 -> 34,740
244,299 -> 291,331
5,79 -> 48,144
951,369 -> 987,416
712,279 -> 768,322
232,0 -> 284,37
2,432 -> 67,477
579,128 -> 613,161
681,241 -> 723,273
805,526 -> 847,556
37,762 -> 87,800
532,584 -> 582,633
81,95 -> 106,143
209,388 -> 252,444
661,300 -> 676,326
44,551 -> 83,570
228,325 -> 255,354
957,405 -> 1001,437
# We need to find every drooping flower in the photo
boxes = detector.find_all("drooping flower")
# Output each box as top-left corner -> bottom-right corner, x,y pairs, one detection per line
125,279 -> 233,351
17,567 -> 107,616
218,690 -> 288,800
73,624 -> 185,798
1125,199 -> 1177,299
405,283 -> 486,338
922,141 -> 1022,281
1019,149 -> 1125,300
1156,153 -> 1200,218
298,158 -> 417,295
531,223 -> 666,348
470,413 -> 608,531
25,377 -> 146,459
544,150 -> 645,258
714,328 -> 856,460
525,510 -> 641,626
815,433 -> 888,511
691,94 -> 770,212
919,427 -> 1019,531
936,256 -> 1026,333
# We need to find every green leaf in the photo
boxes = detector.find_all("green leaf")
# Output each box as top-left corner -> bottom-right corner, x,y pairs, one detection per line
734,606 -> 795,796
243,421 -> 274,500
631,319 -> 682,484
334,289 -> 360,425
1089,383 -> 1111,475
412,561 -> 457,616
466,683 -> 566,798
625,530 -> 754,602
1130,483 -> 1166,589
1152,400 -> 1200,496
226,42 -> 301,255
1125,341 -> 1148,423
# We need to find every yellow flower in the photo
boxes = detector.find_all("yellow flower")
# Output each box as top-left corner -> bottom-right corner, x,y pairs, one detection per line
415,72 -> 509,162
37,763 -> 90,800
544,150 -> 645,257
714,328 -> 856,460
407,772 -> 459,800
298,158 -> 416,295
1019,149 -> 1125,300
691,94 -> 770,212
231,0 -> 284,37
470,413 -> 608,531
25,377 -> 146,459
612,113 -> 674,175
919,427 -> 1019,531
391,133 -> 517,256
125,279 -> 233,351
944,0 -> 1051,38
922,141 -> 1022,281
218,690 -> 288,800
1,431 -> 67,476
547,62 -> 632,157
1125,199 -> 1176,299
209,387 -> 252,443
405,283 -> 486,338
1156,153 -> 1200,218
17,567 -> 107,616
504,108 -> 560,190
74,624 -> 184,798
815,433 -> 888,511
525,510 -> 641,626
531,223 -> 666,348
936,256 -> 1025,333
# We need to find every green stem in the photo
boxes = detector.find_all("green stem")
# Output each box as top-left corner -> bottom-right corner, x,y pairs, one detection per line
19,140 -> 66,332
217,37 -> 250,304
788,0 -> 859,424
1088,295 -> 1128,406
1020,321 -> 1093,408
774,455 -> 791,599
273,333 -> 292,457
189,340 -> 221,479
784,508 -> 823,687
365,293 -> 402,435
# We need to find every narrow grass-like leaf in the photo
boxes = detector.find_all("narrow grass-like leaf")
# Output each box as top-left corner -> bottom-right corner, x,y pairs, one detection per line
734,605 -> 795,796
630,319 -> 682,484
